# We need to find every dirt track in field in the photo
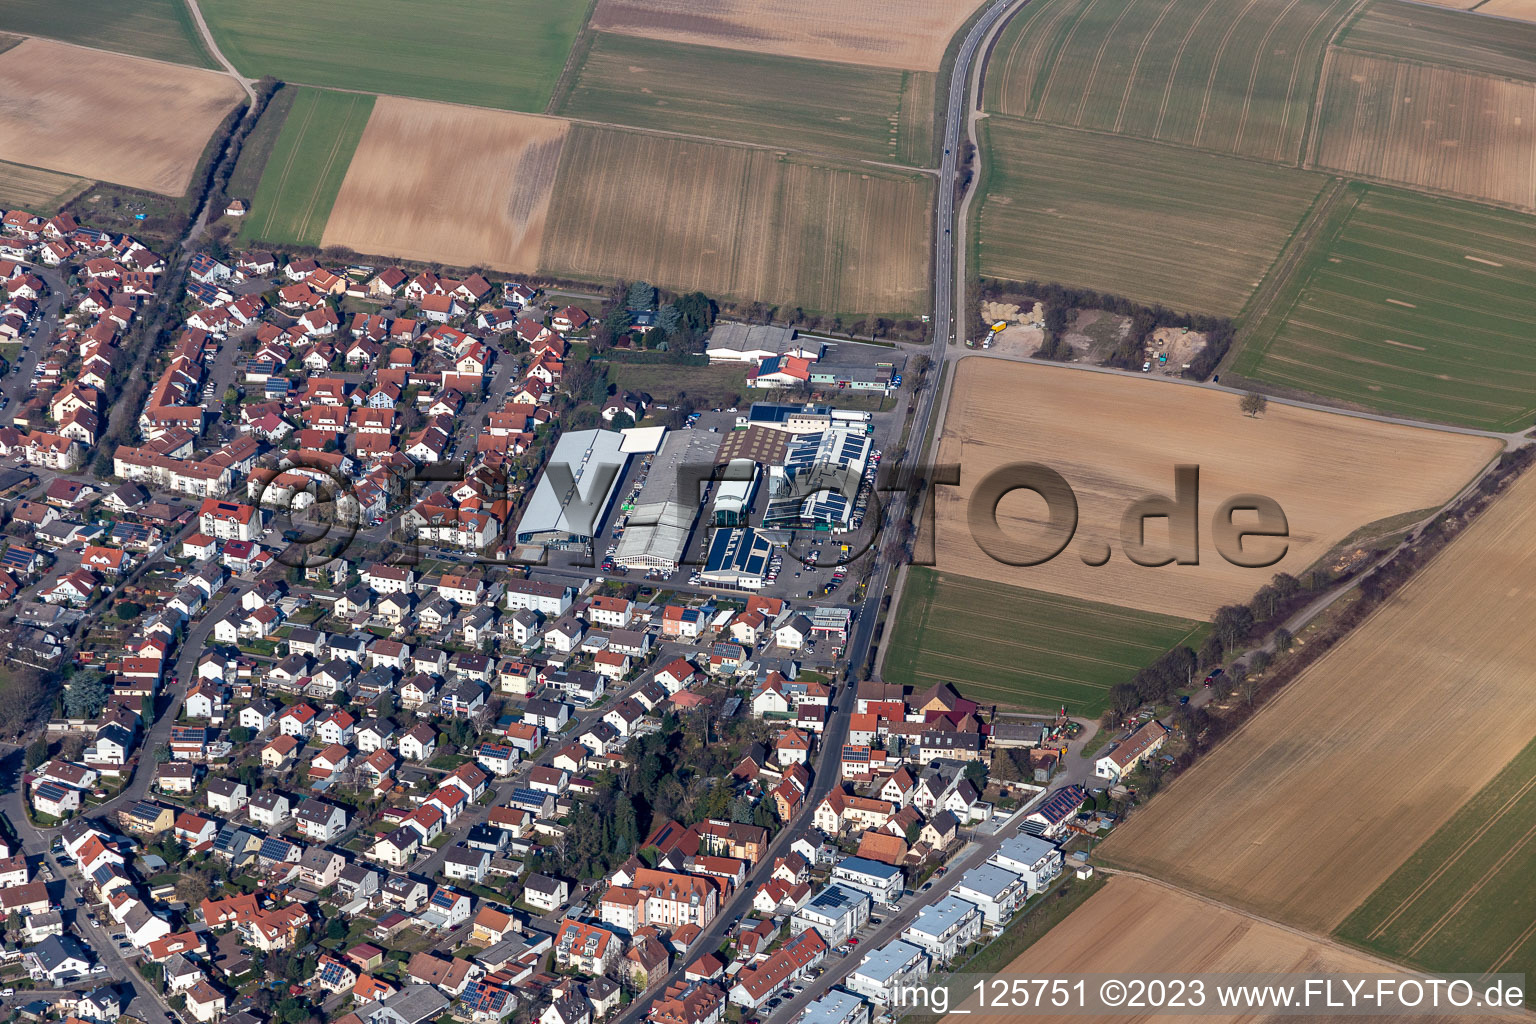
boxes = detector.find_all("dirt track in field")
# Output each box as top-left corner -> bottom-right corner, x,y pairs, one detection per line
931,360 -> 1498,619
588,0 -> 980,71
321,97 -> 567,273
0,37 -> 243,196
956,876 -> 1483,1024
1100,467 -> 1536,932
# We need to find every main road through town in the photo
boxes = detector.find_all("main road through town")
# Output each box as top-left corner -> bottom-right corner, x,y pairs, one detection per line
610,1 -> 1030,1021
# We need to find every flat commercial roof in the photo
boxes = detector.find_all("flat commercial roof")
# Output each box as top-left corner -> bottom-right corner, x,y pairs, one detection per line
702,527 -> 773,584
849,940 -> 927,985
620,425 -> 667,454
517,429 -> 628,545
613,429 -> 720,570
716,425 -> 790,466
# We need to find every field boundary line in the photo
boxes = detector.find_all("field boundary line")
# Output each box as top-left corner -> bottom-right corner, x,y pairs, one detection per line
293,93 -> 363,244
1112,0 -> 1180,133
1227,176 -> 1355,369
1072,0 -> 1144,127
1099,869 -> 1439,975
1365,771 -> 1536,939
545,0 -> 601,116
1404,815 -> 1536,956
1487,916 -> 1536,973
1150,0 -> 1225,140
1298,0 -> 1369,166
1035,0 -> 1106,119
1190,0 -> 1268,149
251,87 -> 321,242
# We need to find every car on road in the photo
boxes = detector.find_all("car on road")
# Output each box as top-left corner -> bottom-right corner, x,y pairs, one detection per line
1203,668 -> 1224,687
920,881 -> 933,891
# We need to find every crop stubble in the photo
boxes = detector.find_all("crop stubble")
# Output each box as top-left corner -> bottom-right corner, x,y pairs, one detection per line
962,876 -> 1473,1024
931,359 -> 1498,620
983,0 -> 1352,163
0,38 -> 242,195
1099,468 -> 1536,932
541,126 -> 931,314
1313,52 -> 1536,209
587,0 -> 978,71
322,98 -> 567,275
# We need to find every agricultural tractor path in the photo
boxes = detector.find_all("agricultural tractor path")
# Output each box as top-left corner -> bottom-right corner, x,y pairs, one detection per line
183,0 -> 257,103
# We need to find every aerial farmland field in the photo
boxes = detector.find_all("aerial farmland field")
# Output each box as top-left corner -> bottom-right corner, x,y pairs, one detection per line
556,33 -> 936,164
1338,735 -> 1536,981
541,126 -> 931,315
241,88 -> 374,249
963,876 -> 1469,1024
1311,52 -> 1536,209
1233,186 -> 1536,431
1337,0 -> 1536,79
932,358 -> 1498,619
1098,468 -> 1536,932
199,0 -> 586,112
883,568 -> 1205,717
982,0 -> 1352,164
0,0 -> 214,67
0,160 -> 87,214
0,38 -> 242,196
587,0 -> 980,71
976,119 -> 1327,316
322,98 -> 567,275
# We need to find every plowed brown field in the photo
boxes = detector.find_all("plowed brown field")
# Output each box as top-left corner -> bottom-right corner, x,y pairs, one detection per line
322,97 -> 567,273
1100,467 -> 1536,932
541,126 -> 931,314
932,359 -> 1498,619
1313,51 -> 1536,209
587,0 -> 980,71
956,876 -> 1479,1024
0,37 -> 242,195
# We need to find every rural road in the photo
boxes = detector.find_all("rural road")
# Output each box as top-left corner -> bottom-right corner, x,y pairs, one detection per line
183,0 -> 257,102
605,2 -> 1031,1020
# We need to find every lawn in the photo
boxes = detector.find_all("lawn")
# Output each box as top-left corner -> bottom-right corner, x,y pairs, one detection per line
604,359 -> 750,410
882,567 -> 1207,717
240,87 -> 374,248
0,0 -> 215,66
0,158 -> 87,213
1337,734 -> 1536,982
1232,185 -> 1536,431
199,0 -> 587,111
556,33 -> 936,165
976,118 -> 1328,316
982,0 -> 1352,164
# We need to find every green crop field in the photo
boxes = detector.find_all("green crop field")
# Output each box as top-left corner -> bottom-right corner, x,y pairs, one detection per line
1337,0 -> 1536,81
556,33 -> 936,165
240,88 -> 373,248
982,0 -> 1352,164
0,0 -> 215,66
223,84 -> 297,212
0,159 -> 87,213
1232,186 -> 1536,431
200,0 -> 586,112
977,118 -> 1327,316
883,568 -> 1207,717
1338,734 -> 1536,981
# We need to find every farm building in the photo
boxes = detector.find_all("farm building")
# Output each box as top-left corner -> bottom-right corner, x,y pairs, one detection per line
706,323 -> 820,364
